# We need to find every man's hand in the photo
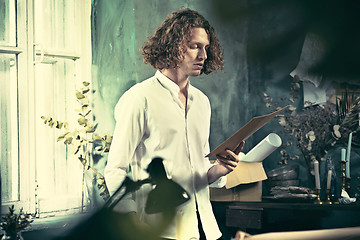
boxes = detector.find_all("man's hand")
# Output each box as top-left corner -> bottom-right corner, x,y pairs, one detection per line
215,140 -> 245,175
208,141 -> 245,184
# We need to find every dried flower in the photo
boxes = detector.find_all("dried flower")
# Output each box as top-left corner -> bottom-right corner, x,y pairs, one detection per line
264,76 -> 360,176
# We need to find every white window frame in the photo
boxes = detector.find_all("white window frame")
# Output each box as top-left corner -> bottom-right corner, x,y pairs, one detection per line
0,0 -> 91,216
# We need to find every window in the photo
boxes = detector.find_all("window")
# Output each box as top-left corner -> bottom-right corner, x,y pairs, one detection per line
0,0 -> 91,216
0,54 -> 18,203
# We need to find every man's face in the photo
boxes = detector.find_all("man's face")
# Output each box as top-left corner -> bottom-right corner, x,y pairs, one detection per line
177,27 -> 209,77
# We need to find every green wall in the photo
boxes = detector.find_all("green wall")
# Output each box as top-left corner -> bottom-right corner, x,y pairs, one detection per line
91,0 -> 360,193
90,0 -> 304,180
91,0 -> 282,148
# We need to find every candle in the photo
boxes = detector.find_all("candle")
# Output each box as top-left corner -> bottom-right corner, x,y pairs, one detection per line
327,169 -> 332,190
346,132 -> 352,178
314,160 -> 320,189
341,148 -> 346,161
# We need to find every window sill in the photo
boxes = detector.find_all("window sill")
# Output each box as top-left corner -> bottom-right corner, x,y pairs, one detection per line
22,212 -> 90,240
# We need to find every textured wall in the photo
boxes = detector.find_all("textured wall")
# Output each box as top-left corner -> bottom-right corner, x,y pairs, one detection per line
91,0 -> 271,149
91,0 -> 360,194
90,0 -> 304,178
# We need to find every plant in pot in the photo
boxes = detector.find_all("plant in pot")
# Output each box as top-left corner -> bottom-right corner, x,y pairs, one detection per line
0,205 -> 34,240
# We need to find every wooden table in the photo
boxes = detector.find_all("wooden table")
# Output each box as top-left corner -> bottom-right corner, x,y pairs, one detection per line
212,201 -> 360,234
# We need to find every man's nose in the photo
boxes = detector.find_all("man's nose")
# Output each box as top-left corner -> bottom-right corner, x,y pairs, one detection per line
198,48 -> 207,60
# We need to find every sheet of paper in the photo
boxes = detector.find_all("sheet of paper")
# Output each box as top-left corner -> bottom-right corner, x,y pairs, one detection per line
206,106 -> 287,158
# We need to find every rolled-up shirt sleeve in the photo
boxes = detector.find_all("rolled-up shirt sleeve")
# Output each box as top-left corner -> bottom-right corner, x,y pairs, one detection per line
104,89 -> 146,213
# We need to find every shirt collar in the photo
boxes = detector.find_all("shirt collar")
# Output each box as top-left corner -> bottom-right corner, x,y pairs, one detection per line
155,70 -> 181,95
155,71 -> 194,110
155,70 -> 193,95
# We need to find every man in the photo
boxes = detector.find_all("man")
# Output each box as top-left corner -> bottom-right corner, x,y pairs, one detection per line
105,8 -> 244,240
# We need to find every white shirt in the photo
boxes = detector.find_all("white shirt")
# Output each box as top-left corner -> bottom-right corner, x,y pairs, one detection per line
105,71 -> 225,240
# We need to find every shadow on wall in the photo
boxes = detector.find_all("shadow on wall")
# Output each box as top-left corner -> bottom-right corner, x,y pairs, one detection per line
212,0 -> 360,82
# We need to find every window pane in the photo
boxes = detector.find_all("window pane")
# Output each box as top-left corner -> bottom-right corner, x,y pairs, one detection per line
35,58 -> 83,213
0,54 -> 19,203
0,0 -> 16,46
34,0 -> 76,51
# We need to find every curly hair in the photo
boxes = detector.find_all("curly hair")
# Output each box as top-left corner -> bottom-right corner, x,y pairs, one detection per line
141,8 -> 224,75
